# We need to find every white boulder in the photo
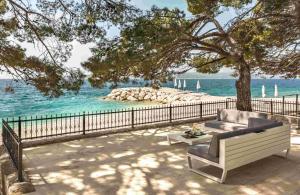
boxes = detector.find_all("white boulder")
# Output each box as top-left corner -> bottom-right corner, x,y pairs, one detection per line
127,96 -> 137,101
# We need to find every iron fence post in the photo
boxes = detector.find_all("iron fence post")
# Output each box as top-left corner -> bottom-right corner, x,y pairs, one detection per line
200,102 -> 203,119
18,116 -> 21,140
270,99 -> 273,115
2,119 -> 4,141
282,96 -> 285,115
83,112 -> 86,135
17,117 -> 23,182
131,108 -> 134,128
18,142 -> 23,182
225,99 -> 229,109
169,105 -> 172,123
296,94 -> 299,117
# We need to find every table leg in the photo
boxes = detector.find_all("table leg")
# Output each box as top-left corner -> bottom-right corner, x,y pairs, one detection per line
167,136 -> 172,145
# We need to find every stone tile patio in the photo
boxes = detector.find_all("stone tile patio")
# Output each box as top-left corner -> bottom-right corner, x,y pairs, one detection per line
23,124 -> 300,195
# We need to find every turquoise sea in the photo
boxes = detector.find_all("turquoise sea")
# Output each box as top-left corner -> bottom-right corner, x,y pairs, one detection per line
0,79 -> 299,118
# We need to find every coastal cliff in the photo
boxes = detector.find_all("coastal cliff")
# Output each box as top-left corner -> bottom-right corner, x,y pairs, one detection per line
104,87 -> 227,104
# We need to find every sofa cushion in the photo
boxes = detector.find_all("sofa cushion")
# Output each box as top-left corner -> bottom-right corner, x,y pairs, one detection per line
188,144 -> 219,163
217,109 -> 240,123
205,120 -> 247,131
248,118 -> 283,128
239,111 -> 268,125
217,109 -> 268,125
260,121 -> 283,129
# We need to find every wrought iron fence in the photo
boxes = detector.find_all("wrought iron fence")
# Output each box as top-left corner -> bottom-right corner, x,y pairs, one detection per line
4,99 -> 236,141
251,95 -> 299,117
2,96 -> 299,182
2,119 -> 23,181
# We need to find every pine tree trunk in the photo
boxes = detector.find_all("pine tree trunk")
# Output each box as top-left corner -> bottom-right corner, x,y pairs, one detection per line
235,63 -> 252,111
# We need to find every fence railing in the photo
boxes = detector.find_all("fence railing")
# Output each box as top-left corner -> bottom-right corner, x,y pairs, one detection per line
2,120 -> 23,181
251,98 -> 299,117
4,100 -> 236,141
2,97 -> 299,182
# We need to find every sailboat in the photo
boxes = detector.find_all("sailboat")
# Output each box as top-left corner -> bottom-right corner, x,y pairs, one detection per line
196,80 -> 201,92
274,84 -> 278,97
262,85 -> 266,98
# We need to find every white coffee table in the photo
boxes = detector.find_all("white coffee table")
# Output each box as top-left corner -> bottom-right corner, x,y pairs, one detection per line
167,132 -> 213,145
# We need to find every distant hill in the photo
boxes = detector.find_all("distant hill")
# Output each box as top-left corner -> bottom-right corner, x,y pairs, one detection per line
176,71 -> 234,79
176,70 -> 284,79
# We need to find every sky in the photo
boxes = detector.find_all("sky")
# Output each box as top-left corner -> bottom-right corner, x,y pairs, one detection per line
0,0 -> 235,79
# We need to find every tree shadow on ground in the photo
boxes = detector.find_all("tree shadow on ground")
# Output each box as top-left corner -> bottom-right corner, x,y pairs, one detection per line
23,125 -> 300,195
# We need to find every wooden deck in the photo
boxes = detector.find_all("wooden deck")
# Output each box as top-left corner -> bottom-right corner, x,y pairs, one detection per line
23,123 -> 300,195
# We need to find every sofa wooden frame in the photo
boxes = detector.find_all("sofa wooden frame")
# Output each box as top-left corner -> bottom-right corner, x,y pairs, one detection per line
187,124 -> 291,183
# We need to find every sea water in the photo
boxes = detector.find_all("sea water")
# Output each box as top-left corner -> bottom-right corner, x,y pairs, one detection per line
0,79 -> 299,118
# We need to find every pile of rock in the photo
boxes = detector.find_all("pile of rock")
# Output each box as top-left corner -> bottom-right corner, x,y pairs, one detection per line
104,87 -> 207,104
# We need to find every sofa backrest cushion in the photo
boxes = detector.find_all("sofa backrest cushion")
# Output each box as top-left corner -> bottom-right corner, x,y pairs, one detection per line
238,111 -> 268,125
208,129 -> 250,157
217,109 -> 240,123
248,118 -> 283,128
217,109 -> 268,125
208,121 -> 283,157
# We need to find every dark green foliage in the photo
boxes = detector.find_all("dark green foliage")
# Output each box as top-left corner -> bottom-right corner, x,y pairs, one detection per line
2,0 -> 298,99
83,7 -> 189,88
1,0 -> 138,97
83,0 -> 299,89
82,0 -> 299,111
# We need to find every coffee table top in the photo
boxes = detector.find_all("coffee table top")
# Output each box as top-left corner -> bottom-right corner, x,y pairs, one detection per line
167,132 -> 213,145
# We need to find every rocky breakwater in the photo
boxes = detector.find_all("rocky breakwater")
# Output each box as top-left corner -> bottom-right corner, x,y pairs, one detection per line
104,87 -> 208,104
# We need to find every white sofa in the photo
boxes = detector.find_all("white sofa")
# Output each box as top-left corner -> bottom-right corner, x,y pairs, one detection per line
204,109 -> 268,132
187,109 -> 290,183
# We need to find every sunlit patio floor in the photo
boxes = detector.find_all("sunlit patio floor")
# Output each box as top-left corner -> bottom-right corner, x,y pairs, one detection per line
23,124 -> 300,195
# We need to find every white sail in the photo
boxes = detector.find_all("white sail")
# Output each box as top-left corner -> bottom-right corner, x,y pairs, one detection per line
183,80 -> 186,89
174,78 -> 177,88
274,84 -> 278,97
178,80 -> 181,89
196,80 -> 201,91
262,85 -> 266,98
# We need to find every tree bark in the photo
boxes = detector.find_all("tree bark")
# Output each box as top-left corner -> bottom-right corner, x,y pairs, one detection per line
235,63 -> 252,111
